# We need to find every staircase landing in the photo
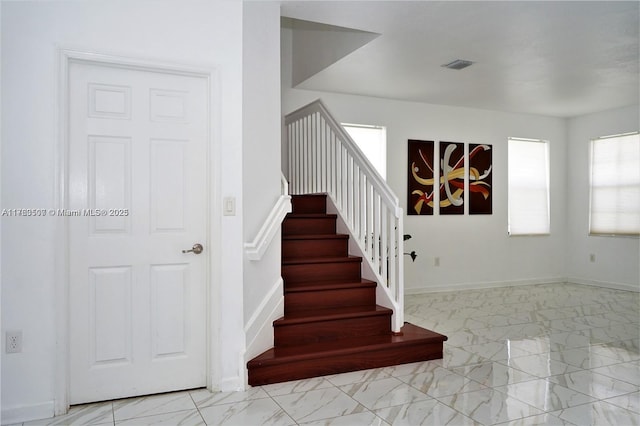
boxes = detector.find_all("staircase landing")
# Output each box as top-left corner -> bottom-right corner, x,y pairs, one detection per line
247,194 -> 447,386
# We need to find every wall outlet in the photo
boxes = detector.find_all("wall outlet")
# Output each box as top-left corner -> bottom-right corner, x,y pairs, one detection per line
589,254 -> 596,263
434,257 -> 440,267
6,331 -> 22,353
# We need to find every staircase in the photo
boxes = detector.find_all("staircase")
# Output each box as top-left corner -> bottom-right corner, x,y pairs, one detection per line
247,194 -> 447,386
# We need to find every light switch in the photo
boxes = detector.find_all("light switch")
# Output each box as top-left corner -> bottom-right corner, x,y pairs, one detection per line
223,197 -> 236,216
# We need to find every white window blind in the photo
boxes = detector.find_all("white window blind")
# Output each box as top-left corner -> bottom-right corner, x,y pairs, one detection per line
589,132 -> 640,236
508,138 -> 550,235
342,123 -> 387,179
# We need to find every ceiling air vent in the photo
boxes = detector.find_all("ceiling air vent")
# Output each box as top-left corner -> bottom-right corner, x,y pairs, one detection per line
441,59 -> 474,70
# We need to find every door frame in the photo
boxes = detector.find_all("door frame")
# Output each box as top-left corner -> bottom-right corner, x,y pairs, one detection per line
55,48 -> 221,414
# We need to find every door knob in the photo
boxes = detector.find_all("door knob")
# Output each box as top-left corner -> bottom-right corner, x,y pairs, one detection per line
182,243 -> 203,254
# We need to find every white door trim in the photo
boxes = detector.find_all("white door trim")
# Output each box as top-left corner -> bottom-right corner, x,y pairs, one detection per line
55,48 -> 221,415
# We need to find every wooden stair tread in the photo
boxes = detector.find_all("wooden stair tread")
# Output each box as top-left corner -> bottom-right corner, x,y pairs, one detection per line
274,305 -> 391,325
286,213 -> 337,219
285,280 -> 376,292
283,256 -> 361,265
248,323 -> 447,366
283,234 -> 349,241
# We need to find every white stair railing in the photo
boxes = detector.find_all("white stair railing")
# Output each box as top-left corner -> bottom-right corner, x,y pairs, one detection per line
285,99 -> 404,331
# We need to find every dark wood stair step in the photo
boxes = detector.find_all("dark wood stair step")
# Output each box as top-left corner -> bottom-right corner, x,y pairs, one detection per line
282,256 -> 362,284
282,234 -> 349,259
285,280 -> 377,313
283,214 -> 337,235
248,323 -> 448,386
273,305 -> 392,347
291,194 -> 327,214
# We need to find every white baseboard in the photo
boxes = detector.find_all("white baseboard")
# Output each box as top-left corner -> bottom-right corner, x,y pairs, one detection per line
567,277 -> 640,293
1,401 -> 54,425
218,376 -> 245,393
405,276 -> 568,295
244,278 -> 284,360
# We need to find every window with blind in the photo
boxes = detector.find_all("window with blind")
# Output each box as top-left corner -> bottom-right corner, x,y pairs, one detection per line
508,138 -> 550,235
589,132 -> 640,236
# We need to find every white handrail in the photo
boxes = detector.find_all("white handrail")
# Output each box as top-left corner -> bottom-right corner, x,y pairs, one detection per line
244,173 -> 292,261
285,99 -> 404,331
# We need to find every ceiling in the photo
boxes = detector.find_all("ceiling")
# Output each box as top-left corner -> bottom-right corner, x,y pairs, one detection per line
281,1 -> 640,118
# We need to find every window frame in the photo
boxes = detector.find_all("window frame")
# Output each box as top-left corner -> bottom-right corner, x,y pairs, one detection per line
341,122 -> 387,180
507,137 -> 551,236
588,131 -> 640,238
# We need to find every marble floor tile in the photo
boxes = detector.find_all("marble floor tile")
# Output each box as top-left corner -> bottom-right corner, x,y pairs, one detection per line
198,398 -> 295,426
382,360 -> 441,378
325,367 -> 390,386
298,411 -> 386,426
272,387 -> 366,424
114,409 -> 204,425
495,412 -> 574,425
591,361 -> 640,386
554,400 -> 640,426
545,332 -> 592,350
500,354 -> 581,378
23,402 -> 113,426
588,342 -> 640,362
189,387 -> 268,408
548,347 -> 622,369
398,366 -> 486,398
441,346 -> 489,368
604,391 -> 640,415
113,392 -> 196,422
340,377 -> 431,410
452,362 -> 542,388
463,342 -> 532,361
443,329 -> 490,347
262,377 -> 334,396
494,378 -> 595,411
549,369 -> 639,399
374,398 -> 479,425
437,388 -> 544,425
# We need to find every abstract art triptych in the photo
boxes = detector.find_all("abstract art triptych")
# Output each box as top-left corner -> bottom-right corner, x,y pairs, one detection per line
408,139 -> 492,216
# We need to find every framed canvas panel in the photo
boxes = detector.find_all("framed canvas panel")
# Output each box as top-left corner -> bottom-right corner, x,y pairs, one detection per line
439,141 -> 464,215
469,143 -> 492,214
407,139 -> 434,215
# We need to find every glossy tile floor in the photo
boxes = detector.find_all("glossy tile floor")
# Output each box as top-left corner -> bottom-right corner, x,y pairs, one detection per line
15,283 -> 640,425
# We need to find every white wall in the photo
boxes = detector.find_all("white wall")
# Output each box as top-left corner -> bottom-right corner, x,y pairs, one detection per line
566,105 -> 640,291
1,1 -> 245,422
242,1 -> 284,361
282,28 -> 569,292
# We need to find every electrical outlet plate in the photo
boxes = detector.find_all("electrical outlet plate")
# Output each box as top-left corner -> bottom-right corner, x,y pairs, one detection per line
6,331 -> 22,353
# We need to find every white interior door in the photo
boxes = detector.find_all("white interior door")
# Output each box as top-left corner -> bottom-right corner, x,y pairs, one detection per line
68,60 -> 209,404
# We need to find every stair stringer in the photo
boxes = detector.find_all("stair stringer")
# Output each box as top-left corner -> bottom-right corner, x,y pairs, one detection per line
325,194 -> 403,332
244,277 -> 285,362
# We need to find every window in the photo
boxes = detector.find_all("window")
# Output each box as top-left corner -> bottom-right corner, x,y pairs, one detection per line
508,137 -> 550,235
342,123 -> 387,179
589,132 -> 640,236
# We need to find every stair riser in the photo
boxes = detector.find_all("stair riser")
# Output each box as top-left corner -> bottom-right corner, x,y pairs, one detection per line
283,217 -> 336,235
248,342 -> 444,386
282,262 -> 361,284
282,238 -> 348,259
285,287 -> 376,313
291,195 -> 327,214
274,315 -> 390,347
